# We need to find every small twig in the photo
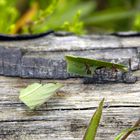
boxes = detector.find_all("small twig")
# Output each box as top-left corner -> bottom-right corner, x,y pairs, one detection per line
121,118 -> 140,140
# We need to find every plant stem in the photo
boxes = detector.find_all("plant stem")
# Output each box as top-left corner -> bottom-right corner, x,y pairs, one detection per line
121,118 -> 140,140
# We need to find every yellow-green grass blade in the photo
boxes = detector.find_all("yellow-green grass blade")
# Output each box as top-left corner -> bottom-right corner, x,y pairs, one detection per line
83,98 -> 104,140
114,127 -> 140,140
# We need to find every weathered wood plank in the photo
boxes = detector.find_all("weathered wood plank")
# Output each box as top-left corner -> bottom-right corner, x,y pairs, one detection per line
0,33 -> 140,82
0,33 -> 140,139
0,108 -> 140,140
0,76 -> 140,109
0,76 -> 140,140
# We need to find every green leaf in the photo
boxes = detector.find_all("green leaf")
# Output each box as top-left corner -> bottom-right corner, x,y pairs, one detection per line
83,98 -> 104,140
65,55 -> 128,77
114,127 -> 140,140
84,8 -> 139,25
19,83 -> 63,109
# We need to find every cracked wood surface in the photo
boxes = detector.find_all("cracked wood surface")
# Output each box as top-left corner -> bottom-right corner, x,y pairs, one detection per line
0,76 -> 140,140
0,33 -> 140,140
0,33 -> 139,82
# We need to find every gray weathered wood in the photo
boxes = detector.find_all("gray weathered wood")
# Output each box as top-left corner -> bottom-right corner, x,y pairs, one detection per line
0,33 -> 140,140
0,33 -> 139,83
0,76 -> 140,140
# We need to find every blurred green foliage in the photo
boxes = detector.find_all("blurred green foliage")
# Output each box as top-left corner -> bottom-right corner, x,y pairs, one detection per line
0,0 -> 19,33
0,0 -> 140,34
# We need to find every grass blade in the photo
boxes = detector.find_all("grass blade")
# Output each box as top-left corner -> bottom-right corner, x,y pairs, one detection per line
114,127 -> 140,140
83,98 -> 104,140
115,118 -> 140,140
84,8 -> 139,25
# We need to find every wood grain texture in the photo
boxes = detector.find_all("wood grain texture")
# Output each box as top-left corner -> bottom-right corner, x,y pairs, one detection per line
0,33 -> 140,140
0,76 -> 140,140
0,33 -> 139,81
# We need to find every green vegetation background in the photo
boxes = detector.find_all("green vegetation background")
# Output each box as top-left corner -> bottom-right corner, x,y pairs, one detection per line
0,0 -> 140,34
